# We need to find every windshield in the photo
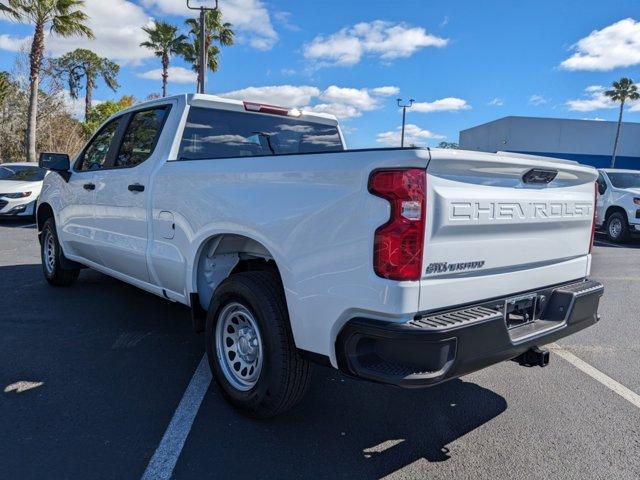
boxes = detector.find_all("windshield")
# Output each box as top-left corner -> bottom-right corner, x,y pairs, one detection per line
606,172 -> 640,189
178,107 -> 344,160
0,165 -> 46,182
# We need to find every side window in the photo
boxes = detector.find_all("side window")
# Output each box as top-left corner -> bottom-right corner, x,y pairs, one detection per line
78,118 -> 121,171
597,173 -> 607,195
114,108 -> 168,168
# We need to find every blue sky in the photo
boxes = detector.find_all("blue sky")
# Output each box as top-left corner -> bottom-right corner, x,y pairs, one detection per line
1,0 -> 640,148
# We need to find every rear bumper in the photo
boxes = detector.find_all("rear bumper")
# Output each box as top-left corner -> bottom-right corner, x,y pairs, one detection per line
336,279 -> 603,388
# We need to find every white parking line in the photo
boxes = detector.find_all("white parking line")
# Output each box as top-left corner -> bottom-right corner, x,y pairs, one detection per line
551,344 -> 640,409
141,355 -> 212,480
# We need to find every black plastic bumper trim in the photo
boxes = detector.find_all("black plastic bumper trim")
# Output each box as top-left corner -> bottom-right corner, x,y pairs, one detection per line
336,279 -> 603,388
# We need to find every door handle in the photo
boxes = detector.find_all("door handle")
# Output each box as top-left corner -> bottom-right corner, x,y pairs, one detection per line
83,183 -> 95,191
128,184 -> 145,192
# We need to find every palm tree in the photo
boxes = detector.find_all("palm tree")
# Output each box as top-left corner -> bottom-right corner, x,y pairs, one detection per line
181,9 -> 233,91
53,48 -> 119,121
0,0 -> 93,162
605,78 -> 640,168
141,21 -> 188,97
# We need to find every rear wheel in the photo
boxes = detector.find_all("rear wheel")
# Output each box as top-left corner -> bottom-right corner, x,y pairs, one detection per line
206,271 -> 311,418
41,218 -> 80,286
605,212 -> 630,243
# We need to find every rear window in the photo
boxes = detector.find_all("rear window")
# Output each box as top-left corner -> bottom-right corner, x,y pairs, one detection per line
178,107 -> 343,160
606,172 -> 640,189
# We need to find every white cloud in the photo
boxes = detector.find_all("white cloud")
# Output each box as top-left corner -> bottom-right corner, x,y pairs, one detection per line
318,86 -> 379,111
376,124 -> 445,146
215,84 -> 401,119
141,0 -> 278,50
137,66 -> 197,84
487,97 -> 504,106
372,86 -> 400,96
0,0 -> 154,64
529,94 -> 548,106
303,20 -> 448,67
273,11 -> 300,32
566,85 -> 615,112
412,97 -> 470,113
307,103 -> 362,120
217,85 -> 321,107
0,34 -> 29,52
561,18 -> 640,71
56,90 -> 103,119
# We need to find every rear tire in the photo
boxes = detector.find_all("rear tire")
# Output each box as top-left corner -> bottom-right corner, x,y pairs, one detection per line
206,271 -> 311,418
40,218 -> 80,287
605,212 -> 630,243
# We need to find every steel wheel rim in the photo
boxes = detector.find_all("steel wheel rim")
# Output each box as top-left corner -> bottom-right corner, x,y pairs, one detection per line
215,302 -> 263,391
43,230 -> 56,275
609,218 -> 622,238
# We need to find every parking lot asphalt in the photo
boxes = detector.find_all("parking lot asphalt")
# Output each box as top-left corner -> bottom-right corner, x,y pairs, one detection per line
1,219 -> 639,480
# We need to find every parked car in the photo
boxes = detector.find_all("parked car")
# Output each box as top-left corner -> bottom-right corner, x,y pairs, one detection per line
36,94 -> 603,418
596,168 -> 640,242
0,162 -> 46,218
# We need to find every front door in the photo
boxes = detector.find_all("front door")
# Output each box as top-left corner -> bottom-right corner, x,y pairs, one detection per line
92,106 -> 170,284
58,117 -> 123,264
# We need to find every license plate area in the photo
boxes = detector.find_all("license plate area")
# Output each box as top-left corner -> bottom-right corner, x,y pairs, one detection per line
503,293 -> 537,329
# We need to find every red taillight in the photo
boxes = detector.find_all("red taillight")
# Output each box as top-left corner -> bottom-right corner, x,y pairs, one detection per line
369,168 -> 426,281
589,181 -> 597,253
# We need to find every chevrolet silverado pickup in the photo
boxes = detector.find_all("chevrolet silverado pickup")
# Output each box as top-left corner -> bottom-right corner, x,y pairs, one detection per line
36,94 -> 603,418
596,168 -> 640,242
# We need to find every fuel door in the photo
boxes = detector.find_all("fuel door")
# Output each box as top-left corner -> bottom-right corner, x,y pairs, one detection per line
158,210 -> 175,239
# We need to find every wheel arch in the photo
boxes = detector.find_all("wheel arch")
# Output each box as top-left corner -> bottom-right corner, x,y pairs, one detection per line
604,205 -> 628,223
36,202 -> 55,232
191,233 -> 285,312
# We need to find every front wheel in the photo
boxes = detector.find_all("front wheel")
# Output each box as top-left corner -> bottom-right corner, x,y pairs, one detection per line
206,271 -> 311,418
40,218 -> 80,286
605,212 -> 630,243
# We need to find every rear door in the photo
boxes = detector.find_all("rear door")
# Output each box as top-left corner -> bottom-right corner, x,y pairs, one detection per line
419,151 -> 597,312
92,106 -> 170,283
59,117 -> 123,263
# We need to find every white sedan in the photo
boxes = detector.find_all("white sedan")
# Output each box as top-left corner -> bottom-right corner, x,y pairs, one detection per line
0,162 -> 46,218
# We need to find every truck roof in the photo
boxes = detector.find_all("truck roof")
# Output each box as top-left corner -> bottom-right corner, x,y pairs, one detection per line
122,93 -> 339,126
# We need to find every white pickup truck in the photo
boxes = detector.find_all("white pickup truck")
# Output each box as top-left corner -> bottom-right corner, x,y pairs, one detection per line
37,94 -> 603,417
596,168 -> 640,243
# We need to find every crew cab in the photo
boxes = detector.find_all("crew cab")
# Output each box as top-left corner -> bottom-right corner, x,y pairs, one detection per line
36,94 -> 604,417
596,168 -> 640,243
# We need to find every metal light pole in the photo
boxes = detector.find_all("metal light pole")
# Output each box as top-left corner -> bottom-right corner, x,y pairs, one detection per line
187,0 -> 219,94
397,98 -> 414,148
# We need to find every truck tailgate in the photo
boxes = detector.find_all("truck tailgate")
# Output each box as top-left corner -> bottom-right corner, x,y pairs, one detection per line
419,150 -> 597,312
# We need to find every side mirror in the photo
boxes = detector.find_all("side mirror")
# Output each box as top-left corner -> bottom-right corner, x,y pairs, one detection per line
39,152 -> 71,181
